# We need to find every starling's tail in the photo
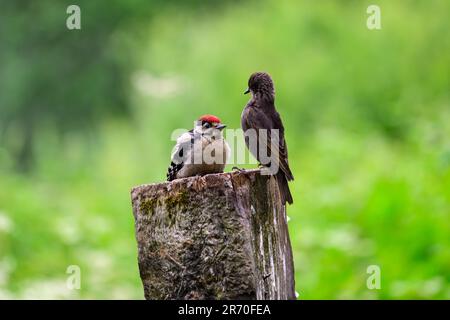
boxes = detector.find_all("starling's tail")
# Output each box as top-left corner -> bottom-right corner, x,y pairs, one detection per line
276,171 -> 293,205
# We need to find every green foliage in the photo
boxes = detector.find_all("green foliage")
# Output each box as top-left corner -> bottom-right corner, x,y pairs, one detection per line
0,0 -> 226,170
0,0 -> 449,299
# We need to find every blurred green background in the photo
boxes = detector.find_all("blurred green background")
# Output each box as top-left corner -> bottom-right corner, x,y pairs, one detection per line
0,0 -> 449,299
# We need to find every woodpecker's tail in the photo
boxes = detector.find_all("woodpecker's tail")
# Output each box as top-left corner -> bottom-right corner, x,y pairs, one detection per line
276,171 -> 293,205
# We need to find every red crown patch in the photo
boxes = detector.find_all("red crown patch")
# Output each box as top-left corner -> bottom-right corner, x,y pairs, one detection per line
198,114 -> 221,123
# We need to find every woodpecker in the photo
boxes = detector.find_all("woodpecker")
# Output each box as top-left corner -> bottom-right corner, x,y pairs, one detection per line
241,72 -> 294,205
167,115 -> 230,181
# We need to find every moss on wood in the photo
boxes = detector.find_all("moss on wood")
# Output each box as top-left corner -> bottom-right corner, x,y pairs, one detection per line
131,170 -> 295,300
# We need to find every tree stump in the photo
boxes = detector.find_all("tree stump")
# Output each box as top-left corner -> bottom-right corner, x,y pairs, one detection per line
131,169 -> 296,300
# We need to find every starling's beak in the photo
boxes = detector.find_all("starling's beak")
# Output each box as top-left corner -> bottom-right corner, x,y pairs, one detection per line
244,88 -> 250,94
216,124 -> 226,131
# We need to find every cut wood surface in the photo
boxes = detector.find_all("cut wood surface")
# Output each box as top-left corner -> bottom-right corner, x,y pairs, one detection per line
131,169 -> 295,300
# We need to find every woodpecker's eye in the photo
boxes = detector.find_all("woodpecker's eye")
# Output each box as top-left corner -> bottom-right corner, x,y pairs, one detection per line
203,122 -> 211,129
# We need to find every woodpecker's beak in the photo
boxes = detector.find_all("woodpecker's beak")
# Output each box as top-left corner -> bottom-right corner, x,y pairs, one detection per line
244,88 -> 250,95
216,124 -> 226,131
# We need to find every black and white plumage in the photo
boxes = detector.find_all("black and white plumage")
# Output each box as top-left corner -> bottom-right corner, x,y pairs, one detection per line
166,129 -> 195,181
167,115 -> 230,181
241,72 -> 294,205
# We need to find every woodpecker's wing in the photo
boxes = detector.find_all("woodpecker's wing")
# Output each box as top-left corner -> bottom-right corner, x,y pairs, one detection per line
170,131 -> 194,161
167,130 -> 194,181
243,106 -> 294,181
270,110 -> 294,181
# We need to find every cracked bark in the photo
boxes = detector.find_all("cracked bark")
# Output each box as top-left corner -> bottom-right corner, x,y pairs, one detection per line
131,169 -> 295,300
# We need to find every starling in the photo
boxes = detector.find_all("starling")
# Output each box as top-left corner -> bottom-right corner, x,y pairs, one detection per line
241,72 -> 294,205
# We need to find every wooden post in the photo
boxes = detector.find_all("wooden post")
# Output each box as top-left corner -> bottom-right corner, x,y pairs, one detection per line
131,169 -> 295,300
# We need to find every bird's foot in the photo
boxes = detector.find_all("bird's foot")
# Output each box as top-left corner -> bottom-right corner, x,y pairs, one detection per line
232,166 -> 246,173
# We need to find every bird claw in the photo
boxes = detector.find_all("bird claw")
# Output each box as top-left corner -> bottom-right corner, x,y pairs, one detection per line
232,166 -> 246,173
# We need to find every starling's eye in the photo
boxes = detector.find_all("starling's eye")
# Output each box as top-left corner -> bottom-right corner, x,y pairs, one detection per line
203,122 -> 211,129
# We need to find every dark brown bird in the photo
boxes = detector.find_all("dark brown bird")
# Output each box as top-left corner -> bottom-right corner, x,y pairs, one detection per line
241,72 -> 294,205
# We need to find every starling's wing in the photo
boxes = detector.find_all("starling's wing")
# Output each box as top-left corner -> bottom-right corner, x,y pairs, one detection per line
167,130 -> 194,181
270,110 -> 294,181
244,107 -> 294,181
